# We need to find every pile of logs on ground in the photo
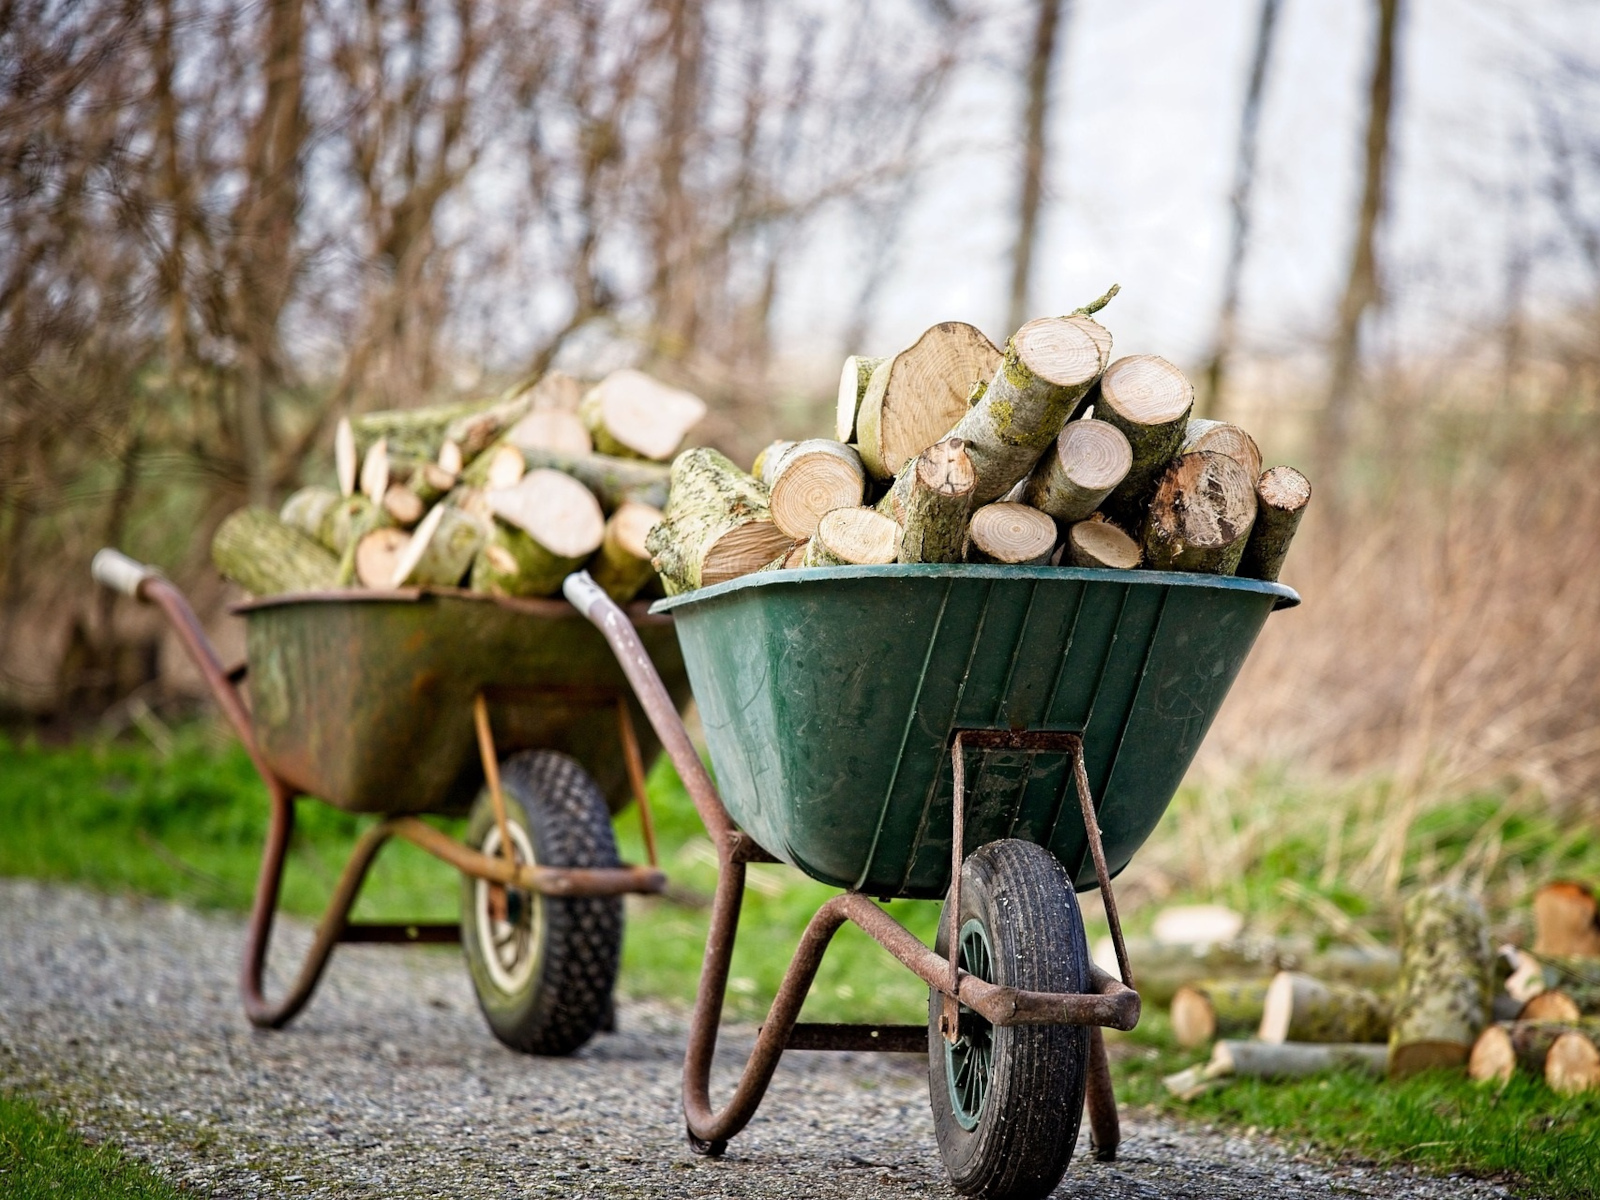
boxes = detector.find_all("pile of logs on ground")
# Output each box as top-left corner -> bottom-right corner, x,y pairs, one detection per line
646,287 -> 1312,596
1155,881 -> 1600,1101
211,369 -> 705,603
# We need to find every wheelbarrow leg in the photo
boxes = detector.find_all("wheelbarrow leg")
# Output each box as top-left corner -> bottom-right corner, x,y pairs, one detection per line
1085,1026 -> 1119,1161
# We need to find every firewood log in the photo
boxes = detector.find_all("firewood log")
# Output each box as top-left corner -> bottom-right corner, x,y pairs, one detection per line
1388,884 -> 1492,1078
1021,418 -> 1131,524
211,508 -> 340,596
967,502 -> 1057,565
762,440 -> 867,540
520,369 -> 583,413
646,448 -> 794,594
1180,418 -> 1262,480
1237,466 -> 1311,582
750,440 -> 795,484
1520,991 -> 1583,1022
506,409 -> 592,457
438,439 -> 463,475
1259,971 -> 1390,1044
580,369 -> 706,460
1096,935 -> 1399,1005
382,483 -> 425,528
1092,355 -> 1194,526
1515,954 -> 1600,1013
1142,452 -> 1257,574
1170,979 -> 1270,1048
1468,1019 -> 1600,1086
949,315 -> 1110,503
335,417 -> 357,497
355,527 -> 409,589
279,486 -> 341,543
410,462 -> 459,506
1534,882 -> 1600,959
802,506 -> 902,567
359,437 -> 390,505
1547,1030 -> 1600,1093
1163,1040 -> 1388,1099
836,355 -> 887,443
462,441 -> 527,490
516,448 -> 670,512
1066,518 -> 1141,569
587,501 -> 664,603
469,470 -> 606,598
783,540 -> 808,569
351,393 -> 533,466
317,495 -> 391,557
897,438 -> 976,564
388,503 -> 485,588
855,323 -> 1002,481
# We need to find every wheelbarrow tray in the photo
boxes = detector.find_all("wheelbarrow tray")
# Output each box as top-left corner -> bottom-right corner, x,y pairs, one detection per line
651,564 -> 1297,898
235,588 -> 690,815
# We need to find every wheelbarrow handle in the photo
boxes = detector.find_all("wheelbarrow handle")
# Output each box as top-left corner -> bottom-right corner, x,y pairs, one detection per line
91,548 -> 163,599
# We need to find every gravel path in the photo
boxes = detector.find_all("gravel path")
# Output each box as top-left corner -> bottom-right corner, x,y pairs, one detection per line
0,880 -> 1513,1199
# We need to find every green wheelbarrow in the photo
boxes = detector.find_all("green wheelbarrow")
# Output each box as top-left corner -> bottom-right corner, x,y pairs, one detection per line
90,549 -> 691,1056
567,562 -> 1298,1200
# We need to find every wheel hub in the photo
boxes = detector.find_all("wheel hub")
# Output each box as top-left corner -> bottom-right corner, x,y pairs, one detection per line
945,918 -> 995,1131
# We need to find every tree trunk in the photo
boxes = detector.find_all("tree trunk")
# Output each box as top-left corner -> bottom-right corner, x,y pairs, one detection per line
1534,882 -> 1600,958
580,369 -> 707,461
1094,355 -> 1195,527
1180,419 -> 1262,480
950,315 -> 1110,503
802,506 -> 902,567
516,448 -> 671,513
646,448 -> 794,594
763,439 -> 867,540
211,507 -> 339,596
1022,417 -> 1131,524
967,502 -> 1057,565
389,503 -> 485,588
1065,518 -> 1141,569
1388,884 -> 1491,1078
587,501 -> 664,603
855,322 -> 1003,481
1007,0 -> 1068,335
1259,971 -> 1390,1044
1237,465 -> 1311,582
1171,979 -> 1270,1048
836,355 -> 886,443
897,437 -> 976,564
1142,452 -> 1257,574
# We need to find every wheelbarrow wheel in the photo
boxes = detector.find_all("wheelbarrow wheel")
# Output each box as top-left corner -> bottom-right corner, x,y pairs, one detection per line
927,839 -> 1091,1200
460,750 -> 622,1056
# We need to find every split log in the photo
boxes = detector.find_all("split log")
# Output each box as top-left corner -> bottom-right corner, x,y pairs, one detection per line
968,503 -> 1057,565
1259,971 -> 1390,1044
587,501 -> 664,603
1181,419 -> 1262,480
506,409 -> 592,457
1468,1019 -> 1600,1086
1237,466 -> 1311,583
1094,355 -> 1194,527
836,355 -> 887,443
897,438 -> 976,564
1388,884 -> 1491,1078
1547,1030 -> 1600,1094
280,486 -> 341,543
382,483 -> 425,528
645,448 -> 793,594
1142,452 -> 1257,575
1520,991 -> 1583,1022
517,448 -> 670,512
388,503 -> 485,588
1021,418 -> 1131,524
463,441 -> 527,490
1170,979 -> 1270,1048
1094,935 -> 1398,1005
802,506 -> 902,567
212,508 -> 340,596
335,417 -> 357,497
1534,882 -> 1600,959
355,527 -> 410,589
471,470 -> 606,598
1066,518 -> 1141,569
948,316 -> 1110,503
360,437 -> 390,505
580,369 -> 707,460
855,322 -> 1002,480
762,440 -> 867,540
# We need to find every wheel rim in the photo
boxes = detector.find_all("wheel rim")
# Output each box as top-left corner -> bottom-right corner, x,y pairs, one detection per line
945,918 -> 995,1131
474,822 -> 542,994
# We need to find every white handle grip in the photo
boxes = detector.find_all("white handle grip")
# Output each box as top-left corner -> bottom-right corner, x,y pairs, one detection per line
561,570 -> 607,618
92,548 -> 160,598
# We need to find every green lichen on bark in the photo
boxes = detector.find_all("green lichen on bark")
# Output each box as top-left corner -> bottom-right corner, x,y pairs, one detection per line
1388,884 -> 1492,1078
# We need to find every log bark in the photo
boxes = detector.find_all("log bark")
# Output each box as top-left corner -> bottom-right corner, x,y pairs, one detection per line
1171,978 -> 1270,1048
388,503 -> 485,588
1213,1039 -> 1388,1081
1021,417 -> 1131,524
967,502 -> 1057,565
855,323 -> 1003,481
354,527 -> 409,589
836,355 -> 887,443
1388,884 -> 1491,1078
1468,1019 -> 1600,1085
317,495 -> 390,557
763,440 -> 867,540
506,409 -> 592,457
1237,466 -> 1311,582
1259,971 -> 1390,1044
580,369 -> 707,460
1066,518 -> 1141,569
897,438 -> 976,564
645,448 -> 794,594
1534,882 -> 1600,958
517,448 -> 671,513
211,507 -> 340,596
802,506 -> 902,567
948,316 -> 1110,503
1142,452 -> 1257,574
1096,935 -> 1398,1005
335,417 -> 357,497
1180,418 -> 1263,480
382,483 -> 425,528
1094,355 -> 1195,526
587,501 -> 665,603
752,440 -> 795,485
279,486 -> 341,543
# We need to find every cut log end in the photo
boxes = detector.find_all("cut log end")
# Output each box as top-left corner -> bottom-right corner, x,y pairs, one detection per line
767,440 -> 867,540
360,438 -> 390,505
1067,519 -> 1141,570
1171,987 -> 1218,1049
856,323 -> 1002,480
1388,1040 -> 1469,1079
703,520 -> 795,585
1143,452 -> 1257,574
382,483 -> 425,528
1012,316 -> 1107,388
1547,1031 -> 1600,1095
1182,419 -> 1263,481
1022,418 -> 1132,524
355,527 -> 409,589
1534,882 -> 1600,959
836,355 -> 885,443
804,506 -> 902,567
1467,1024 -> 1516,1085
968,503 -> 1056,565
335,417 -> 357,497
581,369 -> 707,461
507,409 -> 593,457
487,469 -> 606,560
1520,991 -> 1582,1022
1099,355 -> 1194,427
1238,465 -> 1311,582
438,439 -> 464,475
588,501 -> 665,602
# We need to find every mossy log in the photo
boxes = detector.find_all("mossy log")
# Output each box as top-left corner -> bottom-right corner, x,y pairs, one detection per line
280,486 -> 342,543
469,470 -> 605,598
506,409 -> 592,457
967,502 -> 1057,565
763,439 -> 866,540
855,323 -> 1002,481
211,508 -> 340,596
1066,518 -> 1141,569
516,448 -> 670,512
1468,1019 -> 1600,1085
1388,884 -> 1492,1078
1022,418 -> 1132,524
316,495 -> 391,557
1142,452 -> 1257,575
1237,466 -> 1311,582
646,448 -> 793,594
897,438 -> 976,564
1534,881 -> 1600,958
836,355 -> 887,443
388,503 -> 485,588
1094,355 -> 1195,527
1095,935 -> 1399,1005
948,316 -> 1110,503
587,501 -> 664,603
1181,418 -> 1262,480
580,369 -> 707,460
802,506 -> 901,567
1259,971 -> 1390,1044
354,527 -> 409,588
1170,979 -> 1271,1048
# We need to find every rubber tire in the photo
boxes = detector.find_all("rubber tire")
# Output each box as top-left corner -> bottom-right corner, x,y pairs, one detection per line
927,839 -> 1091,1200
460,750 -> 622,1056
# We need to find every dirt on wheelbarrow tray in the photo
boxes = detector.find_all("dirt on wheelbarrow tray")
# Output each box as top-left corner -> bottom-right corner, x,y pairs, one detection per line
0,879 -> 1511,1200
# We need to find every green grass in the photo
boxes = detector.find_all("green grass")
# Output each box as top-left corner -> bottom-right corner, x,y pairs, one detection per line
0,1092 -> 182,1199
3,728 -> 1600,1197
